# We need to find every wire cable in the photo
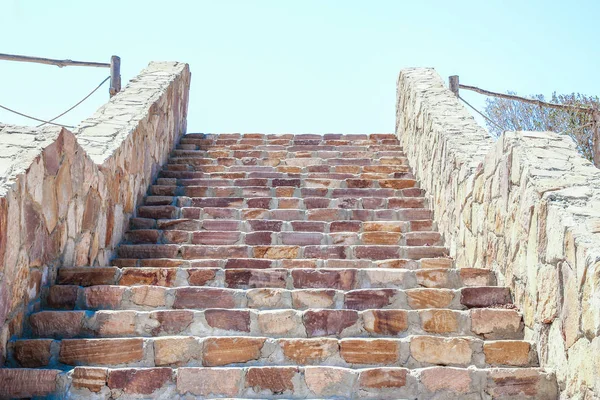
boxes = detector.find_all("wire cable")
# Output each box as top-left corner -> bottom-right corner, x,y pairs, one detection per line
0,103 -> 75,128
37,75 -> 110,127
458,95 -> 506,132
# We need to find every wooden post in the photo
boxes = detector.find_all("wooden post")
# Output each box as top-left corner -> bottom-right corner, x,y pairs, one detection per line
110,55 -> 121,97
592,110 -> 600,168
449,75 -> 459,97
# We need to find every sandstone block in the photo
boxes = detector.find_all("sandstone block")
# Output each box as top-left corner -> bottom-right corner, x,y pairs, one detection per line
340,339 -> 399,364
202,337 -> 265,366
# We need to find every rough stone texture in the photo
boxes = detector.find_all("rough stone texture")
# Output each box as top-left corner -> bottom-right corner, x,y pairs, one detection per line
397,67 -> 599,397
0,61 -> 190,359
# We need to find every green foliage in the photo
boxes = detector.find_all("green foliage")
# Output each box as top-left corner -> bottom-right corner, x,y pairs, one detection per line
484,92 -> 599,161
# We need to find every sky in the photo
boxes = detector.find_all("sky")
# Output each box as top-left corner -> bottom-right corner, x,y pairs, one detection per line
1,1 -> 599,134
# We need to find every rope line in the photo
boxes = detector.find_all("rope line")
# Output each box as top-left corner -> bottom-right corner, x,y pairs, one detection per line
37,76 -> 110,127
0,104 -> 75,128
458,95 -> 506,132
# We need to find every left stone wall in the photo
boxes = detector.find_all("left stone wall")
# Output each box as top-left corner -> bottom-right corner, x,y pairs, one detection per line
0,61 -> 191,363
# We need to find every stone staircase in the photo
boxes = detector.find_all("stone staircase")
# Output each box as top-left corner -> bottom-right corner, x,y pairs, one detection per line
0,133 -> 558,399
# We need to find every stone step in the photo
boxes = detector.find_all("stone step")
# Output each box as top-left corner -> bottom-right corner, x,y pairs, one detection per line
158,170 -> 415,180
0,365 -> 560,399
149,185 -> 423,198
51,266 -> 493,291
115,243 -> 448,260
153,177 -> 417,190
163,164 -> 413,175
124,230 -> 442,247
8,336 -> 538,369
142,196 -> 428,210
134,206 -> 433,223
111,256 -> 453,269
44,284 -> 512,311
166,157 -> 411,168
24,308 -> 523,340
170,148 -> 406,160
129,219 -> 435,235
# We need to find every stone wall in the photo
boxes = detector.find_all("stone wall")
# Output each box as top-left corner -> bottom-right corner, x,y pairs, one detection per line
0,61 -> 191,362
397,67 -> 600,398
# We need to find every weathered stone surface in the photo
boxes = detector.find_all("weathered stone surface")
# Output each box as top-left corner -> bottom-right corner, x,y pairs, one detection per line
362,310 -> 408,335
107,368 -> 173,394
59,338 -> 144,365
406,289 -> 454,309
72,367 -> 108,392
150,310 -> 194,335
13,339 -> 53,367
340,339 -> 398,364
304,366 -> 356,398
154,336 -> 202,366
30,311 -> 85,338
0,369 -> 60,398
205,309 -> 250,332
304,310 -> 358,337
420,309 -> 458,333
410,336 -> 472,365
358,367 -> 407,389
420,367 -> 471,393
131,286 -> 166,307
202,337 -> 265,366
96,311 -> 136,336
483,341 -> 531,366
280,338 -> 338,363
245,366 -> 298,394
177,367 -> 242,396
471,309 -> 522,339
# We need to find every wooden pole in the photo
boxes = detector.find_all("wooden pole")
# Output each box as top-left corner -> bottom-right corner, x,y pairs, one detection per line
109,56 -> 121,97
449,76 -> 459,97
592,110 -> 600,168
0,53 -> 110,68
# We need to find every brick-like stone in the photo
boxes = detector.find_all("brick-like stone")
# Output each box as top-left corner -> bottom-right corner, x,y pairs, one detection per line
154,336 -> 202,366
304,366 -> 356,398
406,289 -> 454,309
202,337 -> 265,366
177,367 -> 242,396
59,338 -> 144,365
345,289 -> 396,310
173,288 -> 235,309
292,269 -> 355,290
461,287 -> 512,308
340,339 -> 399,364
0,369 -> 60,398
85,286 -> 125,309
72,367 -> 108,392
150,310 -> 194,335
471,309 -> 523,339
362,310 -> 408,335
30,311 -> 85,338
420,367 -> 471,393
107,368 -> 173,394
292,290 -> 336,309
13,339 -> 53,367
483,341 -> 531,366
245,367 -> 298,394
205,309 -> 250,332
304,310 -> 358,337
359,368 -> 407,389
410,336 -> 472,365
420,309 -> 459,333
280,338 -> 339,363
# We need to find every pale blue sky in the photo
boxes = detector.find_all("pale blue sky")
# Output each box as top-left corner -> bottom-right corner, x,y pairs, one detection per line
1,1 -> 598,134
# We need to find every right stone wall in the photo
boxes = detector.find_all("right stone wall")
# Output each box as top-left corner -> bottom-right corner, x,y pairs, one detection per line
397,68 -> 600,398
